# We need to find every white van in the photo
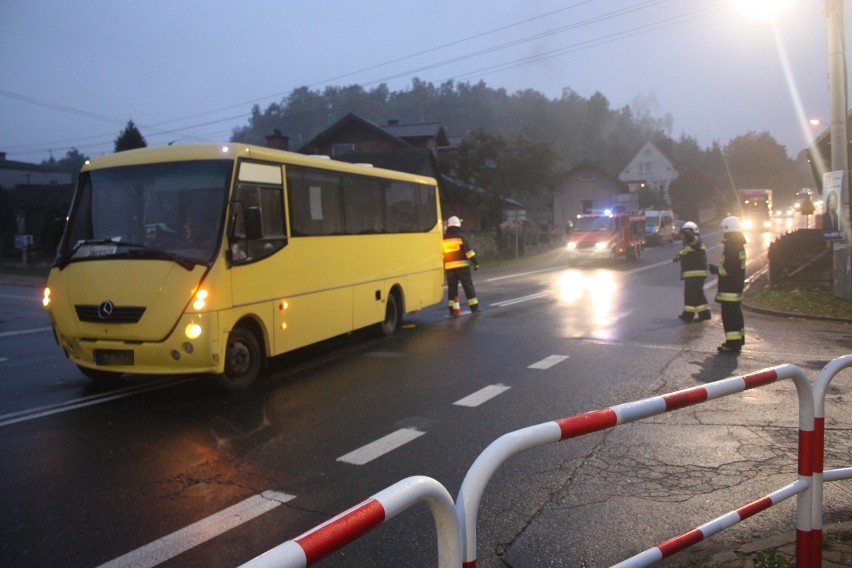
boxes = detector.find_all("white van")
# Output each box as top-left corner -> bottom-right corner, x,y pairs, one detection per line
643,209 -> 675,245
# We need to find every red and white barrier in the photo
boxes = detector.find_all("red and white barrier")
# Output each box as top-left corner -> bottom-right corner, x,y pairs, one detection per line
808,354 -> 852,567
612,479 -> 810,567
235,356 -> 852,568
454,364 -> 815,568
238,476 -> 461,568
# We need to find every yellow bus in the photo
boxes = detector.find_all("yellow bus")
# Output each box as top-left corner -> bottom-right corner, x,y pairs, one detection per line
42,144 -> 444,390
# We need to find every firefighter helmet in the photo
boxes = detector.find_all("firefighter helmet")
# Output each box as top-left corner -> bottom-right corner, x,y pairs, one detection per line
682,221 -> 699,234
721,216 -> 741,233
447,216 -> 462,228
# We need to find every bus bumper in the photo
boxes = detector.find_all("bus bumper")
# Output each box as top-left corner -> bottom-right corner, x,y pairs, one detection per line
49,312 -> 224,376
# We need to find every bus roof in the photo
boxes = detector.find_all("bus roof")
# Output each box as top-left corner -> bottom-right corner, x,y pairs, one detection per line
80,143 -> 438,185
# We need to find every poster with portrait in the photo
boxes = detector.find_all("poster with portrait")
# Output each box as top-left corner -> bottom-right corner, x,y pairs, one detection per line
822,171 -> 847,240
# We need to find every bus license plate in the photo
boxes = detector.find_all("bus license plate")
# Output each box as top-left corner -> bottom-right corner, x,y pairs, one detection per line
93,349 -> 134,366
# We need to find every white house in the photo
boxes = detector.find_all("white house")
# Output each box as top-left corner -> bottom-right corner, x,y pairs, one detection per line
618,142 -> 679,204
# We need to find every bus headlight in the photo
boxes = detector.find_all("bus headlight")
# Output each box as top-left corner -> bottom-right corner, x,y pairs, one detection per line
594,241 -> 608,249
42,287 -> 51,308
185,323 -> 202,339
566,242 -> 577,250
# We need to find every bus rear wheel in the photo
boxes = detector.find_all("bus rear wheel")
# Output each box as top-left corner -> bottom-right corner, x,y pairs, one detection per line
216,326 -> 262,391
377,291 -> 401,337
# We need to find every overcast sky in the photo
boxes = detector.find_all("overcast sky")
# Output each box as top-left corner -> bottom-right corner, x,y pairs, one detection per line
0,0 -> 848,164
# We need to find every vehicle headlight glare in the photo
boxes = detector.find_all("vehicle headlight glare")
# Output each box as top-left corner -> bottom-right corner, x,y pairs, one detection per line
566,242 -> 577,250
185,323 -> 202,339
42,287 -> 51,307
594,241 -> 608,249
192,288 -> 209,310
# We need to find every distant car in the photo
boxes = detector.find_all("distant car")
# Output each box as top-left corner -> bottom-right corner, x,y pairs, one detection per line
643,209 -> 676,245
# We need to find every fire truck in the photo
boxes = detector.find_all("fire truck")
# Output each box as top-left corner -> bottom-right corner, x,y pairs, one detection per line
736,188 -> 773,231
565,209 -> 646,262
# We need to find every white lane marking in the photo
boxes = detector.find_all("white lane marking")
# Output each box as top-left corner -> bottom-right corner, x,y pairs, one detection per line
483,267 -> 560,282
337,428 -> 425,465
0,293 -> 40,301
453,384 -> 511,407
0,378 -> 193,428
0,326 -> 53,339
96,490 -> 296,568
490,291 -> 550,307
528,355 -> 569,369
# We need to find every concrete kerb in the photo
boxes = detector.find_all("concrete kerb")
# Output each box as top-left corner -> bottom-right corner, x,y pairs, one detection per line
742,266 -> 852,323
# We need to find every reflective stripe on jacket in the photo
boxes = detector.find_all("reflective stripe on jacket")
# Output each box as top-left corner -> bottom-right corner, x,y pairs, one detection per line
442,228 -> 477,270
676,237 -> 708,280
716,233 -> 746,301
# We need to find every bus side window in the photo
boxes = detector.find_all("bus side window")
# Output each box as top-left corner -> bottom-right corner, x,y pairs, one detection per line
230,183 -> 287,264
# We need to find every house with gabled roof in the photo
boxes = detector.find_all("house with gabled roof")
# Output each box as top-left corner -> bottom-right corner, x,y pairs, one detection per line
552,159 -> 628,228
618,141 -> 680,204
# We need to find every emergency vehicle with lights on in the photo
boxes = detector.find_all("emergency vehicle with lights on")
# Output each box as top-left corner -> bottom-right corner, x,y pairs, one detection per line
565,209 -> 646,262
41,144 -> 444,391
736,188 -> 773,231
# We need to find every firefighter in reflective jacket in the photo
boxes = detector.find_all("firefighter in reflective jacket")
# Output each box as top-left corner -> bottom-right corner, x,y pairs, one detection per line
672,221 -> 711,322
442,216 -> 479,315
709,216 -> 747,353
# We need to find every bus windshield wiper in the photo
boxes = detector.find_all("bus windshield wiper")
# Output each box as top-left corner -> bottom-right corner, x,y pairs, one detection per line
120,247 -> 200,270
56,238 -> 145,269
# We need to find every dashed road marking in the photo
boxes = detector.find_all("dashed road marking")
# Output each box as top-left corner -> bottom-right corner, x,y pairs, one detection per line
337,428 -> 426,465
454,384 -> 511,407
490,291 -> 550,307
0,326 -> 52,339
96,490 -> 296,568
528,355 -> 569,369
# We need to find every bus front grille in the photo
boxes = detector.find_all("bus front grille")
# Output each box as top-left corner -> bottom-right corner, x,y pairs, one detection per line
75,305 -> 146,324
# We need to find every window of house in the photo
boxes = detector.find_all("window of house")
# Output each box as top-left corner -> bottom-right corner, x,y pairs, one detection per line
332,143 -> 355,157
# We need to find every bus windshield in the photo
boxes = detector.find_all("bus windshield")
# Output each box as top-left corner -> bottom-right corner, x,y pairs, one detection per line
58,160 -> 232,268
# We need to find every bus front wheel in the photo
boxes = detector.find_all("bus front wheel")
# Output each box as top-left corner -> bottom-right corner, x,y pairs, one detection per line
377,291 -> 401,337
216,326 -> 262,391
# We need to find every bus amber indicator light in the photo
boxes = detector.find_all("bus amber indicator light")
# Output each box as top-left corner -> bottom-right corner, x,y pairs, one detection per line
192,289 -> 208,311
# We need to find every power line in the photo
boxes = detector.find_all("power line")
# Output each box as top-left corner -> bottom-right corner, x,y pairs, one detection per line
4,0 -> 720,159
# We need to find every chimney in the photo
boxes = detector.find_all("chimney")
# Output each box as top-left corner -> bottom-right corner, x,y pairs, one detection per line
266,129 -> 289,151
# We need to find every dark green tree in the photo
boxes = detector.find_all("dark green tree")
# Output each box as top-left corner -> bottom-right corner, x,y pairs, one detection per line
114,120 -> 147,152
449,129 -> 556,248
50,148 -> 89,173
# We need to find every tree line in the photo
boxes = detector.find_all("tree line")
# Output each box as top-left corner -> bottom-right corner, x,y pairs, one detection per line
230,79 -> 813,221
43,80 -> 814,226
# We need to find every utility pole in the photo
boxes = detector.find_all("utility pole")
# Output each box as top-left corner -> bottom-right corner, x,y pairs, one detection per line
827,0 -> 850,299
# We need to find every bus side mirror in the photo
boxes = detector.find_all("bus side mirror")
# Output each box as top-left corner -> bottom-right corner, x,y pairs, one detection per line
244,207 -> 264,240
